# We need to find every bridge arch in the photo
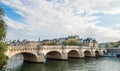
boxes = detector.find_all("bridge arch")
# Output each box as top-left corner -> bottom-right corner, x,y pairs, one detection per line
95,51 -> 100,57
84,50 -> 91,57
9,52 -> 38,62
45,51 -> 62,60
68,50 -> 80,58
103,51 -> 106,55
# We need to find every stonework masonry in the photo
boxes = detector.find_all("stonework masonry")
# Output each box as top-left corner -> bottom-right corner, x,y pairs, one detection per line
6,42 -> 107,63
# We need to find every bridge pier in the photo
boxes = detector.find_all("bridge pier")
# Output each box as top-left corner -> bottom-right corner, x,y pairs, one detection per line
37,54 -> 46,63
99,50 -> 105,56
61,53 -> 68,60
79,53 -> 85,58
91,52 -> 96,57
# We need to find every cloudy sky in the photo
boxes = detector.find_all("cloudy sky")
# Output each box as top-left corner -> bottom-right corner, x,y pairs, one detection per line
1,0 -> 120,43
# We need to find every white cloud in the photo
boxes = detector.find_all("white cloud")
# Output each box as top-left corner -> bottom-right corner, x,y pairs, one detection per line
1,0 -> 120,42
115,24 -> 120,29
4,17 -> 25,30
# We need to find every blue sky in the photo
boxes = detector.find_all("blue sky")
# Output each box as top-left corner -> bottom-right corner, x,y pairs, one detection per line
1,0 -> 120,43
0,3 -> 23,22
94,13 -> 120,27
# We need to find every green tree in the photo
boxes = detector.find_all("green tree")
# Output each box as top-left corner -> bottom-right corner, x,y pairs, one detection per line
49,41 -> 57,45
0,7 -> 7,69
105,43 -> 110,48
42,41 -> 57,45
113,42 -> 119,48
62,40 -> 68,46
42,42 -> 48,45
68,39 -> 79,46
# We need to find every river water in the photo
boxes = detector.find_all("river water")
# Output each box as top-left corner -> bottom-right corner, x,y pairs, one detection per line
7,55 -> 120,71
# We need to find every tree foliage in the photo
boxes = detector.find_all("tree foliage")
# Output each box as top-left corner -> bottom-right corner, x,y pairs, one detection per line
42,41 -> 57,45
62,40 -> 68,46
0,20 -> 6,41
67,39 -> 79,46
105,43 -> 110,48
0,7 -> 7,68
113,42 -> 119,48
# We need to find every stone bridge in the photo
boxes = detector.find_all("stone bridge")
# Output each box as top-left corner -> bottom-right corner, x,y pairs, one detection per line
6,42 -> 107,63
107,48 -> 120,57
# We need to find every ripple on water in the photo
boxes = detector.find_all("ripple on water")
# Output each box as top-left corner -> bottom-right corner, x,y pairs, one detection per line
7,57 -> 120,71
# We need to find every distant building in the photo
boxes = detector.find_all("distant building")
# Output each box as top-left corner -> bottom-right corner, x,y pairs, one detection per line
82,38 -> 98,48
57,38 -> 67,45
78,38 -> 84,45
9,35 -> 99,48
41,35 -> 99,48
68,35 -> 79,40
10,39 -> 38,46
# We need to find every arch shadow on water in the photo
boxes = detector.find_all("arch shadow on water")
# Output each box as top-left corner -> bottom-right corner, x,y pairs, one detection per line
7,57 -> 120,71
19,60 -> 70,71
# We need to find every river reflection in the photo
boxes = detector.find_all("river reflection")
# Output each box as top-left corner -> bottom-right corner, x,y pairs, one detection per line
8,57 -> 120,71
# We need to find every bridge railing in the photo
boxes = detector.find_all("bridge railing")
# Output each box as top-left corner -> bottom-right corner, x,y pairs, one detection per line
41,46 -> 99,50
42,46 -> 63,50
8,45 -> 38,53
66,46 -> 79,49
